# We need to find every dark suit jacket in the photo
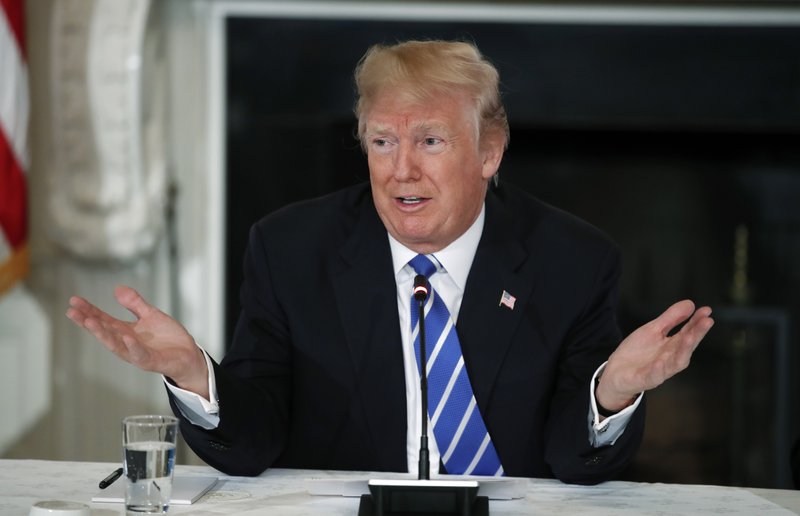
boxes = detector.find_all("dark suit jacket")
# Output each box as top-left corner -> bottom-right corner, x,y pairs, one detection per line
170,181 -> 645,484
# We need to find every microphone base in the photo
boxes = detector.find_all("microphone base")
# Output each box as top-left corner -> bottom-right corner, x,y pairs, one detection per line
357,479 -> 489,516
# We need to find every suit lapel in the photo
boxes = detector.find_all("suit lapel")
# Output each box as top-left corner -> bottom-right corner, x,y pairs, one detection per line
331,196 -> 408,471
457,190 -> 534,412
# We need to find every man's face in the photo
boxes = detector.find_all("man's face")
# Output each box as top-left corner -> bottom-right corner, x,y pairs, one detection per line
364,87 -> 504,254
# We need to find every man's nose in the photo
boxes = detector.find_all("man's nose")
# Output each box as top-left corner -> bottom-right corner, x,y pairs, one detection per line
393,143 -> 421,181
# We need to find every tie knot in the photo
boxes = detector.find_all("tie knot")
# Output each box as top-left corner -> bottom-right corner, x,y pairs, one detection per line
408,254 -> 437,278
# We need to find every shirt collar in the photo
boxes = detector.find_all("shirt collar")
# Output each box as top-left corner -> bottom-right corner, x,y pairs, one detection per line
388,203 -> 485,292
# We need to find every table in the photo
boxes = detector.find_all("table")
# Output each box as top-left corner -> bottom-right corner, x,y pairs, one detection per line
0,459 -> 798,515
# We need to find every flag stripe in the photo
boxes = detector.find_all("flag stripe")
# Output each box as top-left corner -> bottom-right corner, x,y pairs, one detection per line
0,0 -> 28,293
0,2 -> 30,170
0,0 -> 24,54
0,130 -> 27,247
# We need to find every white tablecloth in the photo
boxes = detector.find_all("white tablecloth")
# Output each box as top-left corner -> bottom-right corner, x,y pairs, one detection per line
0,459 -> 797,515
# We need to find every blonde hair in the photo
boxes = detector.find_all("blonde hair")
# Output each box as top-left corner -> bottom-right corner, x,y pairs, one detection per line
354,40 -> 509,148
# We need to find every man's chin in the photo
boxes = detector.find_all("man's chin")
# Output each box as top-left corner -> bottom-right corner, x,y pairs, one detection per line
392,231 -> 449,255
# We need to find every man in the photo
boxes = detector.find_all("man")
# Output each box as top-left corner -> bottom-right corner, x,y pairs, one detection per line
67,40 -> 713,484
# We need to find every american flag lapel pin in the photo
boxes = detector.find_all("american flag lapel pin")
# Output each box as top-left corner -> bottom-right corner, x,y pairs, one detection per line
499,290 -> 516,310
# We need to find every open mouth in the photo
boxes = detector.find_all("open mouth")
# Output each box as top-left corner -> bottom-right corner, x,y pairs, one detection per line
398,196 -> 426,205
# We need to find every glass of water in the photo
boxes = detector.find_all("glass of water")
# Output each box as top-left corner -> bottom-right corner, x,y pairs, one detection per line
122,415 -> 178,514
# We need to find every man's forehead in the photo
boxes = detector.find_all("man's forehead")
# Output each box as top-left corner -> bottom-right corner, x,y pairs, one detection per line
365,102 -> 470,133
365,116 -> 452,134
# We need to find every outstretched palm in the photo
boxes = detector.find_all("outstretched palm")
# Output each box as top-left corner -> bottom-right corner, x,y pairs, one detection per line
67,285 -> 209,397
596,300 -> 714,411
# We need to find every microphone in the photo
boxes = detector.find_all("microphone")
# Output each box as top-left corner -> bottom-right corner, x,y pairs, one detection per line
413,275 -> 428,302
357,274 -> 488,516
413,275 -> 430,481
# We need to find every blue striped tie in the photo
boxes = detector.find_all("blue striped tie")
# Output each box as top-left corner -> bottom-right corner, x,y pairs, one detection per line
409,254 -> 504,476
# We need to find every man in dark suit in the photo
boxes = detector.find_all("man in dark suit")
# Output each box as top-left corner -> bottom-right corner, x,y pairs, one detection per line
67,40 -> 714,484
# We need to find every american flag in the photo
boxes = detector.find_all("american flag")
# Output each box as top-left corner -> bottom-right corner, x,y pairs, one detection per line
499,290 -> 516,310
0,0 -> 28,297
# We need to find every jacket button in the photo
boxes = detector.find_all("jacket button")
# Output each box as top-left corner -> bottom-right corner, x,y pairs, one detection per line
209,441 -> 230,451
585,455 -> 604,467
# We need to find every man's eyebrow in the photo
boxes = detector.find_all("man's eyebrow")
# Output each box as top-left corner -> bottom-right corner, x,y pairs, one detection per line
363,124 -> 393,137
364,121 -> 451,137
412,121 -> 448,133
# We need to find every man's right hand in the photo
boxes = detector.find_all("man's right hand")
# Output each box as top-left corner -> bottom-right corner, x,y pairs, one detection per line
66,285 -> 210,399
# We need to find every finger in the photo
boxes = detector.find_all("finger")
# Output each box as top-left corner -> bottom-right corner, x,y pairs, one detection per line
677,307 -> 715,348
82,316 -> 131,357
67,296 -> 108,324
66,304 -> 87,326
665,308 -> 714,372
66,304 -> 111,330
114,285 -> 154,321
651,299 -> 696,336
67,301 -> 129,341
68,295 -> 88,309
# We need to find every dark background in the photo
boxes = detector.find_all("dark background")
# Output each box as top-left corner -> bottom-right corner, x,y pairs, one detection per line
224,14 -> 800,488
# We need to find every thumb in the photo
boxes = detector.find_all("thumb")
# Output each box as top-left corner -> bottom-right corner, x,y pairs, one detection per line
652,299 -> 696,336
114,285 -> 153,320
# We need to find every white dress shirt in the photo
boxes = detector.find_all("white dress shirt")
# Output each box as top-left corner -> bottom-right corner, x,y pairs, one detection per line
167,203 -> 641,473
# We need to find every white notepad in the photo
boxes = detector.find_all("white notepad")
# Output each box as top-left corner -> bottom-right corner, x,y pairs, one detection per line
92,476 -> 219,505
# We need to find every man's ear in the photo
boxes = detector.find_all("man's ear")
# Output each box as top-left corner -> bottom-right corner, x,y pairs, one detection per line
480,129 -> 506,180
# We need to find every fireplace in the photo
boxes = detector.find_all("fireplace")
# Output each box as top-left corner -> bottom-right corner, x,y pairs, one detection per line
201,2 -> 800,487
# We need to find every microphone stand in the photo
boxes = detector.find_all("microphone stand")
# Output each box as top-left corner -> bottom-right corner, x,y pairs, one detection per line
358,275 -> 488,516
417,276 -> 430,481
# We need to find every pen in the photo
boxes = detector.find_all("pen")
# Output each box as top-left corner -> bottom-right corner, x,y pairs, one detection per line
98,467 -> 124,489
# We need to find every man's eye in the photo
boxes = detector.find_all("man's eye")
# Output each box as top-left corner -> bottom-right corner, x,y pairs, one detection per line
421,137 -> 446,154
372,138 -> 394,148
370,138 -> 393,154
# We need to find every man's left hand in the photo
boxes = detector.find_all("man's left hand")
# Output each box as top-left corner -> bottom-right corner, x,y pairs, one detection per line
595,300 -> 714,412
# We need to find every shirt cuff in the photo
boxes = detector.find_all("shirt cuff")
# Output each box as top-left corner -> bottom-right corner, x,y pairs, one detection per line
588,361 -> 643,446
162,348 -> 220,429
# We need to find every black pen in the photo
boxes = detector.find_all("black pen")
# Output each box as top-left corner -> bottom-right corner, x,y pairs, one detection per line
99,467 -> 124,489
